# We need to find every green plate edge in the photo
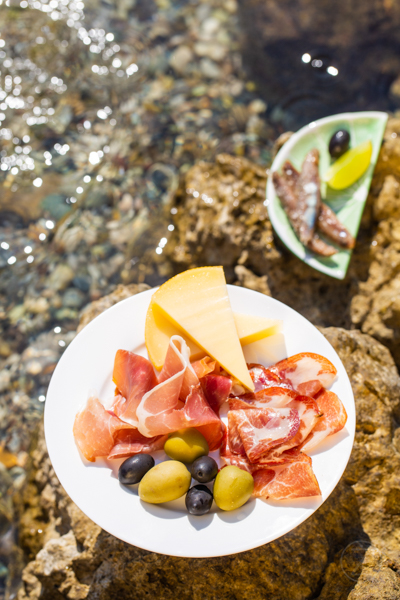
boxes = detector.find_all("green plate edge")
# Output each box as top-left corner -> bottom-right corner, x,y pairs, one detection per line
266,111 -> 388,280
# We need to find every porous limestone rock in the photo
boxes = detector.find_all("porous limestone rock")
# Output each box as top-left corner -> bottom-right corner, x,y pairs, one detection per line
167,119 -> 400,367
14,286 -> 400,600
351,118 -> 400,367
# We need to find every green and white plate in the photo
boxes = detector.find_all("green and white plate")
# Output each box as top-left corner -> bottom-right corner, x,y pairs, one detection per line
266,111 -> 388,279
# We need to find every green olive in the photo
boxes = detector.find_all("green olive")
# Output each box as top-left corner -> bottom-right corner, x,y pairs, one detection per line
164,428 -> 209,463
213,466 -> 254,511
138,460 -> 191,504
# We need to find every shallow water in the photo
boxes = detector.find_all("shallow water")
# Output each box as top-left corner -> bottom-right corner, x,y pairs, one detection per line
0,0 -> 397,596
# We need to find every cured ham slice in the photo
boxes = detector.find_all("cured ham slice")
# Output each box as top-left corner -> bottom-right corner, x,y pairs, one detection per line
229,387 -> 298,411
227,411 -> 246,455
201,374 -> 232,415
296,380 -> 323,397
136,336 -> 224,450
191,356 -> 217,379
248,364 -> 290,392
301,390 -> 347,452
73,396 -> 134,462
112,350 -> 157,426
228,408 -> 300,462
108,430 -> 167,459
252,454 -> 321,499
258,396 -> 320,461
270,353 -> 337,390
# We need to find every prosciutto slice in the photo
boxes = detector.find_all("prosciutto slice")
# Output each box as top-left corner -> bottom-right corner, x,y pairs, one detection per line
229,387 -> 298,411
228,407 -> 300,462
191,356 -> 217,379
73,396 -> 134,462
301,390 -> 347,452
270,352 -> 337,390
248,364 -> 291,392
108,430 -> 167,460
201,374 -> 232,415
252,454 -> 321,499
112,350 -> 157,426
136,336 -> 224,450
258,396 -> 320,461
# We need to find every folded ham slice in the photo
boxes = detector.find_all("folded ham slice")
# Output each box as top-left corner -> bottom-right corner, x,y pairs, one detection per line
257,396 -> 320,462
228,407 -> 300,462
229,387 -> 298,411
73,396 -> 134,461
136,336 -> 224,450
252,454 -> 321,499
201,374 -> 232,415
108,430 -> 168,460
269,352 -> 337,390
191,356 -> 217,379
221,450 -> 321,498
301,390 -> 347,452
248,363 -> 292,392
112,350 -> 157,426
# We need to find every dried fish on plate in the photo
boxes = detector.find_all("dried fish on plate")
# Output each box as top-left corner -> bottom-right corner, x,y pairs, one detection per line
272,149 -> 355,256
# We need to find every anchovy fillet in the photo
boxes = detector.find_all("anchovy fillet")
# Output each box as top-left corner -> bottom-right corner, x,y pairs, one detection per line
280,160 -> 355,250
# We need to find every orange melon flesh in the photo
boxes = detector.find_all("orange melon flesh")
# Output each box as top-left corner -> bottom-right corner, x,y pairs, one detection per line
151,267 -> 255,391
145,302 -> 282,370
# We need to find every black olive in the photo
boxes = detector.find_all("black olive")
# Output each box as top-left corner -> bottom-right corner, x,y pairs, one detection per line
329,129 -> 350,158
118,454 -> 155,485
185,485 -> 213,515
189,456 -> 219,483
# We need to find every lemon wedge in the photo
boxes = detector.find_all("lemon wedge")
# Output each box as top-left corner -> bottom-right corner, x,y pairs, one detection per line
324,140 -> 372,190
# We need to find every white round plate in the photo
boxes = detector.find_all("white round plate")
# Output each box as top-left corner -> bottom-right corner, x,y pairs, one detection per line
45,286 -> 355,558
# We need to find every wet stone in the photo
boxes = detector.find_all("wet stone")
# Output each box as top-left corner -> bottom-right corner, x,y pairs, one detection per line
62,289 -> 86,310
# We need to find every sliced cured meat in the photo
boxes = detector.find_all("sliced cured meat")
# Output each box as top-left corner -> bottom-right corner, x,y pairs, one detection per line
73,396 -> 133,462
248,363 -> 289,392
253,454 -> 321,499
301,390 -> 347,452
201,374 -> 232,415
158,335 -> 198,400
136,337 -> 224,450
108,430 -> 167,459
229,387 -> 298,411
270,353 -> 337,390
191,356 -> 217,379
258,396 -> 320,461
296,380 -> 323,397
227,411 -> 246,455
112,350 -> 157,427
228,408 -> 300,462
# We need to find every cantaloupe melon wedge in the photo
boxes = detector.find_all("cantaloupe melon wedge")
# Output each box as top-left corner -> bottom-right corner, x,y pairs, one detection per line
145,302 -> 281,370
150,267 -> 255,390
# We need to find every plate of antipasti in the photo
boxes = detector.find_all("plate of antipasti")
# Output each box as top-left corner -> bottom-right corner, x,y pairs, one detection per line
45,267 -> 355,557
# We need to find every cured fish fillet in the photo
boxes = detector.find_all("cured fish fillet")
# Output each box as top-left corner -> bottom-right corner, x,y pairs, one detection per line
272,168 -> 337,257
295,149 -> 321,245
282,160 -> 355,250
317,203 -> 355,249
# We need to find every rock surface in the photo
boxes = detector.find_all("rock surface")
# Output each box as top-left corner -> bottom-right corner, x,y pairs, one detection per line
168,122 -> 400,368
14,286 -> 400,600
